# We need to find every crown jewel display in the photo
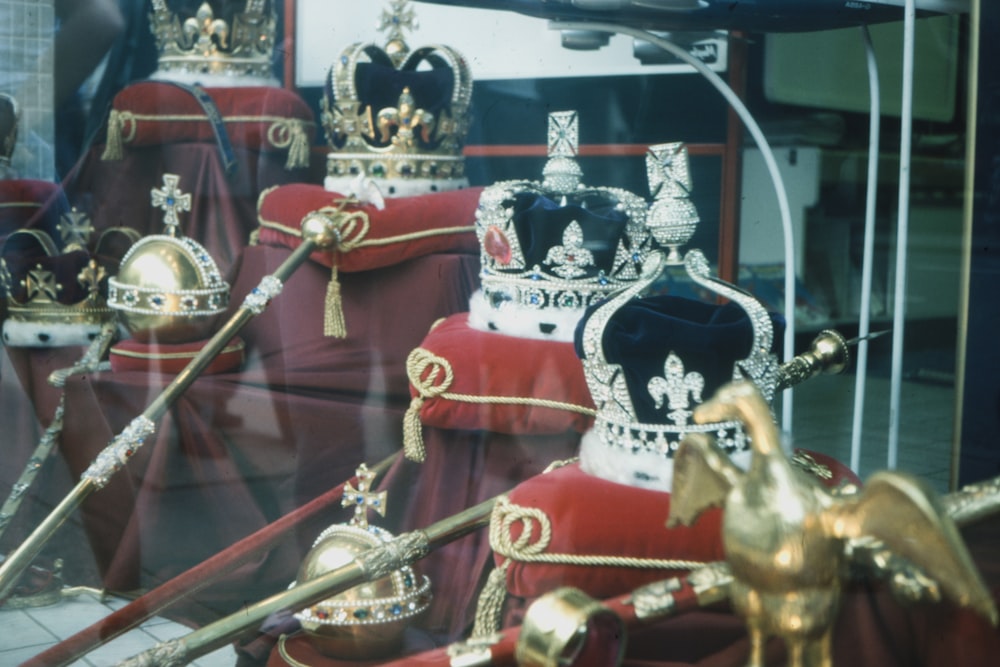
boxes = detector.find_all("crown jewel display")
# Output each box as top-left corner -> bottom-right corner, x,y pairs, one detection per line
294,464 -> 431,659
575,144 -> 782,492
321,0 -> 473,197
149,0 -> 278,85
107,174 -> 229,344
1,210 -> 139,347
468,111 -> 652,341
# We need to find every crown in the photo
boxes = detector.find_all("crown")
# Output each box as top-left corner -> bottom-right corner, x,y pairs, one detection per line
574,144 -> 783,492
468,111 -> 652,341
107,174 -> 230,344
148,0 -> 278,86
0,92 -> 18,179
294,464 -> 432,659
321,0 -> 473,197
1,210 -> 140,347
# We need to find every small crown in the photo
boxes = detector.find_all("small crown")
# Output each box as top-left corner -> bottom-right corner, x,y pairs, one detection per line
148,0 -> 277,85
107,174 -> 229,343
469,111 -> 652,341
321,0 -> 473,197
1,210 -> 139,347
575,144 -> 783,492
294,465 -> 431,659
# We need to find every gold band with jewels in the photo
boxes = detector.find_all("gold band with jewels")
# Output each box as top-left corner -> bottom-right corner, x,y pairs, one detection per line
515,587 -> 625,667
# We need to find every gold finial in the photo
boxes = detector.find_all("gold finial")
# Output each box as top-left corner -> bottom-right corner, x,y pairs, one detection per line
150,174 -> 192,237
377,0 -> 417,64
341,464 -> 387,529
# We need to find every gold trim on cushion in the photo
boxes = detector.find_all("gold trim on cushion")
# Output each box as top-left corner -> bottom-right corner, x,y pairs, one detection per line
101,111 -> 315,168
111,339 -> 245,360
402,347 -> 597,463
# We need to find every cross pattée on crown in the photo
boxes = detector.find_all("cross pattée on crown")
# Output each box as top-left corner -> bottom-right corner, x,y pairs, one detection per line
342,464 -> 387,529
646,142 -> 692,200
151,173 -> 192,237
547,111 -> 579,158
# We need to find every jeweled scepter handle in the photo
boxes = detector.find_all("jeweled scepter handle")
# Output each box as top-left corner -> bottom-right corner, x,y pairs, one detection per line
0,209 -> 346,601
775,329 -> 850,391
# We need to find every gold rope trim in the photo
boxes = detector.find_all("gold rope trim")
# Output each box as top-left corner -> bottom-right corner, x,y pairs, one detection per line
99,112 -> 315,162
110,340 -> 245,360
491,495 -> 705,570
403,347 -> 454,462
256,216 -> 474,253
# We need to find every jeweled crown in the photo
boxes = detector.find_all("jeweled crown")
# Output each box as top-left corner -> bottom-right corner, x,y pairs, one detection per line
149,0 -> 278,85
321,0 -> 473,197
574,144 -> 783,492
469,111 -> 652,341
1,210 -> 140,347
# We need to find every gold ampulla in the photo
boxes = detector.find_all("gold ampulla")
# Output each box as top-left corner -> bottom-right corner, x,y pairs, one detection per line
669,381 -> 998,667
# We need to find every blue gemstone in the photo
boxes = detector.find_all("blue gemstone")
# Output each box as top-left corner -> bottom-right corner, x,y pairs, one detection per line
404,573 -> 413,588
341,55 -> 348,65
356,495 -> 364,503
391,604 -> 403,615
632,252 -> 640,262
530,295 -> 540,304
353,608 -> 369,619
166,197 -> 175,205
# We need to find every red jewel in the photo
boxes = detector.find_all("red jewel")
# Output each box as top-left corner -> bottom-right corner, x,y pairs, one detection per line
566,254 -> 575,262
483,225 -> 513,265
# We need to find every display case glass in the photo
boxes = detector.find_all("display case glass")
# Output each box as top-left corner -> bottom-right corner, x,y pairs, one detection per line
0,1 -> 997,666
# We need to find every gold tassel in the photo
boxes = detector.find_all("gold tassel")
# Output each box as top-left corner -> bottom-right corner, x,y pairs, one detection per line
101,110 -> 124,161
284,120 -> 310,170
248,228 -> 260,246
402,396 -> 426,462
471,564 -> 509,638
324,264 -> 347,338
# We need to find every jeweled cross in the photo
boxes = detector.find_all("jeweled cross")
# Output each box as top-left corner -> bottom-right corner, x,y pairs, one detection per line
377,0 -> 417,46
342,464 -> 387,529
547,111 -> 578,158
646,143 -> 691,200
57,208 -> 94,250
151,174 -> 192,237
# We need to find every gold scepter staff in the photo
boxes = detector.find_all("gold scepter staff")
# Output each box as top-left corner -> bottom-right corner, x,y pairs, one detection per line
0,205 -> 352,601
115,496 -> 498,667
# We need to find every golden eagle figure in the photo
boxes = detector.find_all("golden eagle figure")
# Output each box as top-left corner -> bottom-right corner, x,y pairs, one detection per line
669,381 -> 998,667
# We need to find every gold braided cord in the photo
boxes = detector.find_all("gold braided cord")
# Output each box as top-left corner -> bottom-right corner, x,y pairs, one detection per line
435,392 -> 596,415
100,111 -> 315,164
403,347 -> 454,461
490,496 -> 704,571
255,217 -> 474,253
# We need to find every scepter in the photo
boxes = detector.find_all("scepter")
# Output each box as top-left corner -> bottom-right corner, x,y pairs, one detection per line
0,203 -> 353,600
116,496 -> 498,667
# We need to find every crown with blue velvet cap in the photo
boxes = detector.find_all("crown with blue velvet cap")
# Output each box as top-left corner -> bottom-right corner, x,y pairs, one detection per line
322,0 -> 473,197
469,111 -> 652,342
574,143 -> 784,492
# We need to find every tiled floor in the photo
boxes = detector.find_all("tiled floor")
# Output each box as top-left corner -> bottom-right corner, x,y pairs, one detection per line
0,592 -> 237,666
0,372 -> 958,666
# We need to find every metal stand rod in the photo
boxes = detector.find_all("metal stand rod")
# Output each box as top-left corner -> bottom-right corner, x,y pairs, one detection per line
0,211 -> 342,600
116,497 -> 497,667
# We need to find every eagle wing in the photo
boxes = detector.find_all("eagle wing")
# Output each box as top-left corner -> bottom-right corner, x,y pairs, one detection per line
668,432 -> 744,528
829,470 -> 998,624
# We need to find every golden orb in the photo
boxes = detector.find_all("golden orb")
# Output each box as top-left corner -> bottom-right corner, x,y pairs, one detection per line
107,235 -> 228,344
293,523 -> 431,660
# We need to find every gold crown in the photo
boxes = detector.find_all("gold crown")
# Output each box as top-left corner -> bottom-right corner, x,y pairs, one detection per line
321,0 -> 473,195
149,0 -> 277,82
1,211 -> 139,347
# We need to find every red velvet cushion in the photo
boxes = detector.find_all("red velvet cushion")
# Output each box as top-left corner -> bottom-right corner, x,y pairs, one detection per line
104,82 -> 315,152
256,184 -> 481,273
408,313 -> 594,434
0,180 -> 64,239
498,454 -> 861,600
109,337 -> 245,375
